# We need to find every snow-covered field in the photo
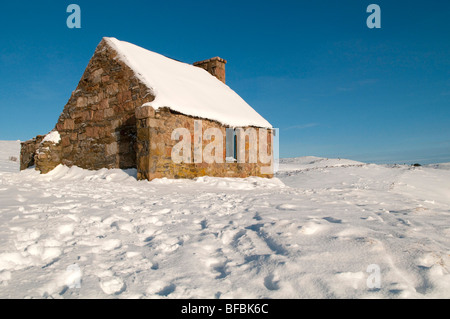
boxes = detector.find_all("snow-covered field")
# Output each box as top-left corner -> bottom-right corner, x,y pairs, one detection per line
0,140 -> 449,299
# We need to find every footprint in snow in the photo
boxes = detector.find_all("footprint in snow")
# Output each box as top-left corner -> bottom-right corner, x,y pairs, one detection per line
15,194 -> 27,203
58,224 -> 75,236
300,221 -> 326,235
276,204 -> 298,211
101,239 -> 122,251
205,256 -> 229,280
146,280 -> 176,296
91,239 -> 123,253
323,217 -> 342,224
156,283 -> 176,296
100,277 -> 126,295
253,213 -> 262,221
155,208 -> 171,215
264,274 -> 280,291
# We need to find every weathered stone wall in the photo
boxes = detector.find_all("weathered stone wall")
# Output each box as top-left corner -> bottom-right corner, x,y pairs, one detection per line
135,105 -> 274,181
20,135 -> 44,170
35,140 -> 63,174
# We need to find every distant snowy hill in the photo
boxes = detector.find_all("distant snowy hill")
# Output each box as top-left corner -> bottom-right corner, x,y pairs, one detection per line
1,141 -> 450,299
425,163 -> 450,170
0,140 -> 20,173
278,156 -> 364,172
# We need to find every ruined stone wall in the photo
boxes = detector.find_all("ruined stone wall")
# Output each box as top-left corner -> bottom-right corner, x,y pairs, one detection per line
20,135 -> 44,170
135,105 -> 274,181
35,140 -> 63,174
23,38 -> 155,173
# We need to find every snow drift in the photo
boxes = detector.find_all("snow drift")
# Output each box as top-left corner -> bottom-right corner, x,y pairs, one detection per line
1,141 -> 449,299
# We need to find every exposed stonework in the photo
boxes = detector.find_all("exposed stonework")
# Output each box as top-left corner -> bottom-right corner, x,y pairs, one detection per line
52,38 -> 155,171
193,57 -> 227,84
135,105 -> 274,181
35,140 -> 62,174
20,38 -> 273,181
20,135 -> 44,170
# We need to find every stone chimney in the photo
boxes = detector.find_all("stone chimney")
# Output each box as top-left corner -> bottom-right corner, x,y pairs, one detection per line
193,57 -> 227,84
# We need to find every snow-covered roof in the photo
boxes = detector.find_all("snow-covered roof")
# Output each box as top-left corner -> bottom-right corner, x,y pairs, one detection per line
104,37 -> 272,128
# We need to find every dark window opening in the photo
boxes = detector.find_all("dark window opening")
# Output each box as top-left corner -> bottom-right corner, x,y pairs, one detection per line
226,128 -> 237,163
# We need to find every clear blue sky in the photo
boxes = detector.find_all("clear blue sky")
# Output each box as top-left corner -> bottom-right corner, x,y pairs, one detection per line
0,0 -> 449,164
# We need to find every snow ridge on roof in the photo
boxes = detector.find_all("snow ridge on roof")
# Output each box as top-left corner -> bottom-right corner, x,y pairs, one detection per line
104,37 -> 272,128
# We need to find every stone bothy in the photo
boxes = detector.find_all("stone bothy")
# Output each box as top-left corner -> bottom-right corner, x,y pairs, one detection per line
20,37 -> 274,181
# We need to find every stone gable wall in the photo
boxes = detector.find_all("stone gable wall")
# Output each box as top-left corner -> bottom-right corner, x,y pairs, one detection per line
54,38 -> 155,171
21,39 -> 155,173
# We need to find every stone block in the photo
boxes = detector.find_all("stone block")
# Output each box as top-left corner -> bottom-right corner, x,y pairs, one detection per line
137,127 -> 150,140
103,108 -> 115,118
86,126 -> 100,138
62,119 -> 75,130
61,136 -> 71,147
106,83 -> 119,95
80,111 -> 93,121
148,119 -> 161,128
117,91 -> 132,104
105,142 -> 118,156
76,96 -> 88,108
93,110 -> 104,121
137,155 -> 150,173
90,68 -> 104,84
98,98 -> 109,110
88,95 -> 99,105
135,105 -> 155,119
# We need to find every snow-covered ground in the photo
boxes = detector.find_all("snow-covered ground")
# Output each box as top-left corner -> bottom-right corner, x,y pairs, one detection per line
0,140 -> 449,299
0,141 -> 20,173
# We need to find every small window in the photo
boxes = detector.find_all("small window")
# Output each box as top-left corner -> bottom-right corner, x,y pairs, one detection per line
226,128 -> 237,163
